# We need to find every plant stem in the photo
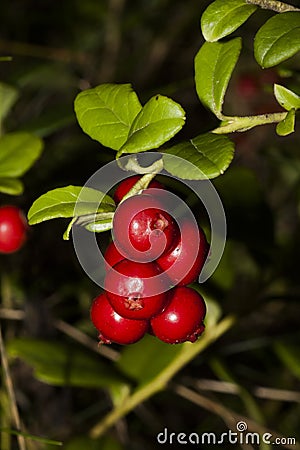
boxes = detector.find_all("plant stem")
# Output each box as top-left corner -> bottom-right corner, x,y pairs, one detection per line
89,315 -> 235,438
117,154 -> 164,174
212,112 -> 287,134
245,0 -> 300,12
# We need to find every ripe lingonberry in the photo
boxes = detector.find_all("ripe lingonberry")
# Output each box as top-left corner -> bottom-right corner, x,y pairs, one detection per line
113,193 -> 179,262
105,259 -> 170,320
150,286 -> 206,344
0,206 -> 28,254
104,240 -> 125,271
157,218 -> 209,286
90,292 -> 148,345
113,175 -> 164,204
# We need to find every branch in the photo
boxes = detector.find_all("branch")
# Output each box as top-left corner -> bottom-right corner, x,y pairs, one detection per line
212,112 -> 287,134
245,0 -> 300,12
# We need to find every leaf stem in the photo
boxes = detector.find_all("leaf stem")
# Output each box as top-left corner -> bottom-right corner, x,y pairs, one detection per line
212,112 -> 287,134
117,154 -> 164,174
245,0 -> 300,12
89,315 -> 235,438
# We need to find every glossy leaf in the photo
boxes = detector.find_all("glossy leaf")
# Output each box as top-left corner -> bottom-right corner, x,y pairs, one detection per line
162,133 -> 234,179
254,12 -> 300,68
0,132 -> 43,178
195,38 -> 242,117
28,185 -> 115,225
0,82 -> 18,121
0,177 -> 23,195
7,338 -> 128,390
201,0 -> 257,42
274,84 -> 300,111
74,83 -> 142,150
276,109 -> 295,136
118,95 -> 185,156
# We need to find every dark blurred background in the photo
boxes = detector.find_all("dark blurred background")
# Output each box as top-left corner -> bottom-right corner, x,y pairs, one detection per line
0,1 -> 300,449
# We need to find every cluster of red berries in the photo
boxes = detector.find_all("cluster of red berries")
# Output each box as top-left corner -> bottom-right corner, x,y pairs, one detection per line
90,175 -> 209,345
0,206 -> 27,254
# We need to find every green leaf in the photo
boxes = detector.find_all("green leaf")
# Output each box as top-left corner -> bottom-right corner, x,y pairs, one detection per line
195,38 -> 242,118
0,429 -> 62,447
74,83 -> 142,151
0,132 -> 43,178
274,84 -> 300,111
0,177 -> 23,195
276,109 -> 295,136
7,338 -> 128,390
118,95 -> 185,156
274,341 -> 300,380
0,82 -> 18,121
254,12 -> 300,68
117,334 -> 184,384
64,435 -> 124,450
28,185 -> 115,225
162,133 -> 234,180
201,0 -> 257,42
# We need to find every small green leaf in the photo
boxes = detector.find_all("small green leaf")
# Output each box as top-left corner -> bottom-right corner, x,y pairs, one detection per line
118,95 -> 185,156
162,133 -> 234,180
0,177 -> 23,195
195,38 -> 242,117
74,83 -> 142,150
276,109 -> 295,136
274,84 -> 300,111
28,185 -> 115,225
254,12 -> 300,68
201,0 -> 257,42
7,338 -> 128,390
0,132 -> 43,178
0,82 -> 18,121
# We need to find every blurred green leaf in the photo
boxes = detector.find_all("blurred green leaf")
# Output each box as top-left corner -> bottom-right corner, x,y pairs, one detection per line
7,338 -> 128,390
118,95 -> 185,156
0,177 -> 23,195
162,133 -> 234,179
0,429 -> 62,447
0,82 -> 18,121
201,0 -> 257,42
64,435 -> 123,450
117,334 -> 184,384
194,38 -> 242,118
276,109 -> 295,136
74,83 -> 142,150
274,84 -> 300,111
274,341 -> 300,380
0,132 -> 43,178
254,12 -> 300,68
28,185 -> 115,225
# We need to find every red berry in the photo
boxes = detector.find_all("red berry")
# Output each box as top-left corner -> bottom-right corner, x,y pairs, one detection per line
114,175 -> 164,204
0,206 -> 28,254
104,240 -> 125,271
104,259 -> 170,320
113,193 -> 179,262
150,286 -> 206,344
90,292 -> 148,345
157,219 -> 209,286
